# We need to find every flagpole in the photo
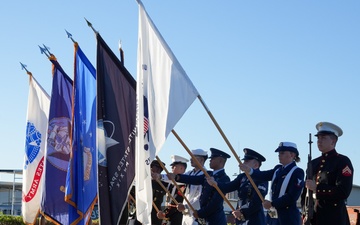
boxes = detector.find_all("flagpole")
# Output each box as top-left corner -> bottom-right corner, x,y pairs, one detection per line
118,40 -> 124,66
170,130 -> 236,211
65,30 -> 79,63
155,156 -> 197,213
65,30 -> 76,43
20,62 -> 33,82
153,172 -> 179,205
151,201 -> 160,213
196,95 -> 265,202
128,194 -> 136,203
38,45 -> 50,58
85,18 -> 98,35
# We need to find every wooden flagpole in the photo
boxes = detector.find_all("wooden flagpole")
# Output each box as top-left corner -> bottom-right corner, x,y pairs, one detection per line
155,156 -> 199,213
170,130 -> 236,211
129,191 -> 161,215
196,95 -> 265,202
153,174 -> 179,205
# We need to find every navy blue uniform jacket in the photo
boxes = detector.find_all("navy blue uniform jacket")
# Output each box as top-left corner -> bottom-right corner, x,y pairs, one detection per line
177,169 -> 230,225
251,162 -> 304,225
218,170 -> 268,225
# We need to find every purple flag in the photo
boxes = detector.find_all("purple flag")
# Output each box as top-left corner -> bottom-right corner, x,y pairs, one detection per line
40,56 -> 73,225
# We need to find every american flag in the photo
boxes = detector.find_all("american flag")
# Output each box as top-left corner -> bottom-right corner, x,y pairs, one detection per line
143,97 -> 150,135
144,117 -> 149,134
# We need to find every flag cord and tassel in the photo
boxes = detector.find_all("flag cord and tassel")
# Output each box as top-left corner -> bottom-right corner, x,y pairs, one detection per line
170,130 -> 236,211
196,95 -> 265,202
155,156 -> 197,213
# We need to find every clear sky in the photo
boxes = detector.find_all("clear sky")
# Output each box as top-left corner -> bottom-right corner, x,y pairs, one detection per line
1,1 -> 359,187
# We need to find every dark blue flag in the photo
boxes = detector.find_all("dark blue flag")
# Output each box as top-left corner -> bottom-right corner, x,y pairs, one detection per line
41,55 -> 73,225
65,43 -> 97,225
96,33 -> 137,225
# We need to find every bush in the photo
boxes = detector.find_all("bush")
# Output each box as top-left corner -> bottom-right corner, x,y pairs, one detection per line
0,215 -> 24,225
0,215 -> 99,225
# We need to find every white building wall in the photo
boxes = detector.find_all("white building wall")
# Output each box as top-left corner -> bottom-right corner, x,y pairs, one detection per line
347,185 -> 360,206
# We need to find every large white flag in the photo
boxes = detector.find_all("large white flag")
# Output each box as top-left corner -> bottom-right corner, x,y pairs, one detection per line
135,1 -> 199,224
22,76 -> 50,224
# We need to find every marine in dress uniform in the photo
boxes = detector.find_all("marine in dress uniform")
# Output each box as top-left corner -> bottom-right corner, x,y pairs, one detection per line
242,142 -> 304,225
216,148 -> 268,225
175,148 -> 231,225
304,122 -> 353,225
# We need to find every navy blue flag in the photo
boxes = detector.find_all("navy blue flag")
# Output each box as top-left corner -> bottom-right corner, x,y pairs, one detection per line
65,43 -> 97,225
96,33 -> 137,225
40,55 -> 73,225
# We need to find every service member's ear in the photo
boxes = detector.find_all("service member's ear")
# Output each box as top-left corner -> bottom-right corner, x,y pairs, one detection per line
291,152 -> 297,160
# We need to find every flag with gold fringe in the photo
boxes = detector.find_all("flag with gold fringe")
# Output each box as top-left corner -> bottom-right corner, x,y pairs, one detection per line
65,42 -> 97,225
22,75 -> 50,224
40,56 -> 73,225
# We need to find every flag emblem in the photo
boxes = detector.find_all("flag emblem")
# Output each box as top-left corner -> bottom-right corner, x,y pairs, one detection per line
47,117 -> 71,171
97,120 -> 119,167
25,122 -> 42,168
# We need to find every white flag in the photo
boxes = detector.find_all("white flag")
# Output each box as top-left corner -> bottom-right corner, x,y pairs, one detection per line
22,76 -> 50,224
135,1 -> 199,224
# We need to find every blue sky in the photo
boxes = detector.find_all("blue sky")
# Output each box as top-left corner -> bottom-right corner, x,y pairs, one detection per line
1,1 -> 359,188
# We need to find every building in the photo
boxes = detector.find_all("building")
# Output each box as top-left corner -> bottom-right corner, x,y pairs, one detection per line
0,170 -> 22,216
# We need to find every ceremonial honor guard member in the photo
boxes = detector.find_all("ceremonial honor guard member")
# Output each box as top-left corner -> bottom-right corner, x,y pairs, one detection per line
157,155 -> 188,225
207,148 -> 268,225
304,122 -> 353,225
174,148 -> 231,225
177,149 -> 208,225
240,142 -> 304,225
151,160 -> 167,225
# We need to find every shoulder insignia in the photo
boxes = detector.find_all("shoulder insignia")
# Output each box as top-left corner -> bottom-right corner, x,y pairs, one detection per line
297,178 -> 302,186
342,165 -> 352,176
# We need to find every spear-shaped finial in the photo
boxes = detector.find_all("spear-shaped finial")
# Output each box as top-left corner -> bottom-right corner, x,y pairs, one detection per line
84,17 -> 98,34
65,29 -> 76,43
38,45 -> 50,58
20,62 -> 32,79
20,62 -> 29,73
42,44 -> 52,56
